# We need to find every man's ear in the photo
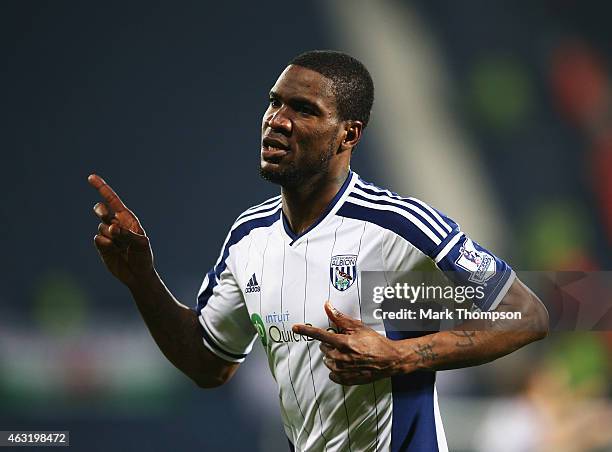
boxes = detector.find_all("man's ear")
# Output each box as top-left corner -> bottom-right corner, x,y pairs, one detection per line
340,121 -> 363,153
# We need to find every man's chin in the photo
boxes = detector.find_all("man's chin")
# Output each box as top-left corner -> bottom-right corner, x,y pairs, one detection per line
259,162 -> 301,187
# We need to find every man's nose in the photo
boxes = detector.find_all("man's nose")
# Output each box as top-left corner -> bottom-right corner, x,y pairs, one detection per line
267,107 -> 292,133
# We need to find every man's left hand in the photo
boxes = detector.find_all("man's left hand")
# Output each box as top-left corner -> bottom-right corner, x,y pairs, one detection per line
292,301 -> 405,385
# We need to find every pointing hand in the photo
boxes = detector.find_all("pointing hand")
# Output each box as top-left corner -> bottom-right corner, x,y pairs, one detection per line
293,301 -> 405,385
88,174 -> 153,287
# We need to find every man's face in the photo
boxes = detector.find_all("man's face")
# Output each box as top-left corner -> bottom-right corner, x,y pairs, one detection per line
260,65 -> 344,187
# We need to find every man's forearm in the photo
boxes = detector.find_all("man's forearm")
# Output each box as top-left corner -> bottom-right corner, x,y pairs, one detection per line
127,270 -> 235,387
294,279 -> 549,385
395,329 -> 537,373
394,279 -> 549,373
88,175 -> 236,387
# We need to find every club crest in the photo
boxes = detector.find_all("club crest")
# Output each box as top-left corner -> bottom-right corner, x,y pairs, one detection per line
330,255 -> 357,291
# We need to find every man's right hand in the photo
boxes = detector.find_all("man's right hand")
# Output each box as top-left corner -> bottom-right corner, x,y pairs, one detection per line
88,174 -> 154,287
88,174 -> 238,388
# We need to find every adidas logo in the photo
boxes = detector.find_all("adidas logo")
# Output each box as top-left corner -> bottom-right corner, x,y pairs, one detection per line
245,273 -> 261,293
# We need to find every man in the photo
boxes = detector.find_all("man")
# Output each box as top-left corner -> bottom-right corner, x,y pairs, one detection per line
89,50 -> 548,451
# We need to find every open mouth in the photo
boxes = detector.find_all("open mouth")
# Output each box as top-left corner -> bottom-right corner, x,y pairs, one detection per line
261,137 -> 290,163
261,145 -> 288,163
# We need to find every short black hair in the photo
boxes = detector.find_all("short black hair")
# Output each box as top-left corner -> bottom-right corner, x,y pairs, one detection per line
289,50 -> 374,128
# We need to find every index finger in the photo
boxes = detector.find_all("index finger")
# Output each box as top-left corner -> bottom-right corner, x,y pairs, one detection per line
292,324 -> 344,348
88,174 -> 128,213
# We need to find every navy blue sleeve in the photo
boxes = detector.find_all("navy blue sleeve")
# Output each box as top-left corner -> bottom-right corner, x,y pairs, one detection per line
430,214 -> 515,311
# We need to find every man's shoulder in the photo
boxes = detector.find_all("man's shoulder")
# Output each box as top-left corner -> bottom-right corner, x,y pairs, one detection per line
351,174 -> 424,206
341,174 -> 457,253
229,194 -> 282,232
215,195 -> 282,258
346,174 -> 449,223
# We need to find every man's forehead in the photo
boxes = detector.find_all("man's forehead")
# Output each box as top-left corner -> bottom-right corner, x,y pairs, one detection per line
271,65 -> 334,100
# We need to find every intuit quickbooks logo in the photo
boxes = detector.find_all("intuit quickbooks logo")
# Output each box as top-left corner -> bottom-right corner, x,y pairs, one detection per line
251,311 -> 323,346
251,313 -> 267,346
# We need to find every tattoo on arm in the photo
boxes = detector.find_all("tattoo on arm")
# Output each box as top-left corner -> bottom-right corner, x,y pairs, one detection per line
413,343 -> 438,368
451,330 -> 476,347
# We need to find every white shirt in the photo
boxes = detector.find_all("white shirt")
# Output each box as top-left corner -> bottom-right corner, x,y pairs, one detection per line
196,170 -> 514,452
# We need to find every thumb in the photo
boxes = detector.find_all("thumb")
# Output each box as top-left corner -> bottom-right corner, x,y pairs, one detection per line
109,223 -> 149,250
324,301 -> 362,331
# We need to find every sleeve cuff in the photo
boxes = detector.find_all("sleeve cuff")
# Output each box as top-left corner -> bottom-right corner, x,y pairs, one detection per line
198,315 -> 248,363
483,269 -> 516,311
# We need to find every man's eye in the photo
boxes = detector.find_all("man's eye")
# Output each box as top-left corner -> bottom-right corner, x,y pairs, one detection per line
269,98 -> 281,108
298,106 -> 315,115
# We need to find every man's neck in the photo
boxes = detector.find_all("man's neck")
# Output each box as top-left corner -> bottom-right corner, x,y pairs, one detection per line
281,169 -> 350,236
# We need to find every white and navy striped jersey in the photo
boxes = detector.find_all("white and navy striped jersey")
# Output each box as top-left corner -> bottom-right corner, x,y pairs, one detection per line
196,170 -> 515,452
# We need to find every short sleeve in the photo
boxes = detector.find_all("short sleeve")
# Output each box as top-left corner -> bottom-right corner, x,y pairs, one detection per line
340,182 -> 515,311
195,243 -> 257,364
430,223 -> 515,312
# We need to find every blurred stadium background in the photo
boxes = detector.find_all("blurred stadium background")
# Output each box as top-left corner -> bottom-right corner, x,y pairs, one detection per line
2,1 -> 612,450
